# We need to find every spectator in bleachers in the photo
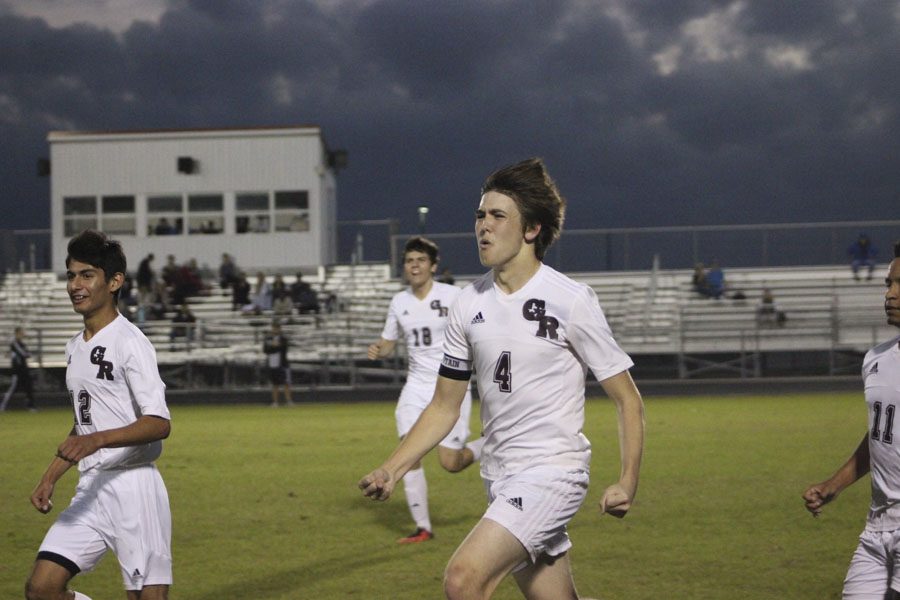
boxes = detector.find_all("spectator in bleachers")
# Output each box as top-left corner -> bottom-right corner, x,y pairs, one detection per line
136,253 -> 155,306
169,303 -> 196,350
272,274 -> 287,298
263,321 -> 293,407
290,272 -> 319,314
848,233 -> 877,281
691,262 -> 709,296
273,290 -> 294,321
438,267 -> 455,285
242,272 -> 273,314
161,254 -> 178,288
218,253 -> 239,290
172,259 -> 205,305
756,288 -> 786,327
117,273 -> 137,320
704,261 -> 726,299
232,271 -> 251,311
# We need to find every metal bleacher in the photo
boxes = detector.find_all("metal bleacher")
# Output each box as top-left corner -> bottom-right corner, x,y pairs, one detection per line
0,263 -> 895,386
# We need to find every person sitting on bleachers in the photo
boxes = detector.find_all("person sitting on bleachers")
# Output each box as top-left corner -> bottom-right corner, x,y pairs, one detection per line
704,261 -> 726,299
290,272 -> 319,314
172,259 -> 206,305
242,272 -> 273,315
218,253 -> 239,290
756,288 -> 785,327
273,290 -> 294,321
691,262 -> 709,296
848,233 -> 877,281
232,272 -> 251,311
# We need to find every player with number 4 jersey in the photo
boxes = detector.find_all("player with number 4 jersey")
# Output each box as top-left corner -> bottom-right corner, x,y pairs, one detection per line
368,236 -> 481,544
361,159 -> 645,600
804,240 -> 900,598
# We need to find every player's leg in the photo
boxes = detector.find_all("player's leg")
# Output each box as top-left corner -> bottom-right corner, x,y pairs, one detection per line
443,518 -> 530,600
25,558 -> 77,600
1,373 -> 18,410
283,368 -> 294,406
844,529 -> 891,599
395,393 -> 433,541
512,552 -> 578,600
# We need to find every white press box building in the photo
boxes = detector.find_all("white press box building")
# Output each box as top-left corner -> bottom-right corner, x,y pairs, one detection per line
48,126 -> 339,272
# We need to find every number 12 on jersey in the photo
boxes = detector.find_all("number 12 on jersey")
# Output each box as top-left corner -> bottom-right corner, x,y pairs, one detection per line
872,401 -> 895,444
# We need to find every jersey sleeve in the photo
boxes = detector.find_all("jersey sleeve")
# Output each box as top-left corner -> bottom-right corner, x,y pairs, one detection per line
380,295 -> 402,342
568,286 -> 634,382
124,335 -> 170,420
438,290 -> 472,381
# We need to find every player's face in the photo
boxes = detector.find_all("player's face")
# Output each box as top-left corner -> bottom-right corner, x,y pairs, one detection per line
403,250 -> 436,289
475,191 -> 539,269
66,259 -> 121,318
885,259 -> 900,327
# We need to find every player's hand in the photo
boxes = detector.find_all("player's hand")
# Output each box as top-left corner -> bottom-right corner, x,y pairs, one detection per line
56,433 -> 102,464
359,468 -> 394,501
600,482 -> 633,518
802,483 -> 836,517
30,481 -> 55,514
367,343 -> 381,360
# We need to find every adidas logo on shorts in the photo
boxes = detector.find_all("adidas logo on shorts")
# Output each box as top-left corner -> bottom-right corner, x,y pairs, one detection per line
506,496 -> 523,511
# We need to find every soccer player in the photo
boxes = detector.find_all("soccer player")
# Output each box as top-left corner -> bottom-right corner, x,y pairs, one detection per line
360,159 -> 645,599
1,326 -> 36,412
803,240 -> 900,598
25,230 -> 173,600
264,320 -> 294,407
367,236 -> 482,544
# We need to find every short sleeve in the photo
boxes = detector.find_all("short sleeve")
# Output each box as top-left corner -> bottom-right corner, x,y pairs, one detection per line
380,296 -> 401,342
439,290 -> 472,380
124,336 -> 170,420
567,286 -> 634,383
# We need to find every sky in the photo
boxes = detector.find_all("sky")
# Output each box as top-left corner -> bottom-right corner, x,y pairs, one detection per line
1,0 -> 899,237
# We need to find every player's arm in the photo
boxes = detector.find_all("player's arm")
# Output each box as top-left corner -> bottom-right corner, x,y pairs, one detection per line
55,415 -> 171,464
31,426 -> 79,514
598,369 -> 645,518
359,375 -> 469,501
803,434 -> 870,516
367,337 -> 396,360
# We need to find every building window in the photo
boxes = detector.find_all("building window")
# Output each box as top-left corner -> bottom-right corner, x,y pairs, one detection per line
63,196 -> 97,236
187,193 -> 223,234
235,192 -> 270,234
148,195 -> 183,235
100,195 -> 135,235
274,190 -> 309,232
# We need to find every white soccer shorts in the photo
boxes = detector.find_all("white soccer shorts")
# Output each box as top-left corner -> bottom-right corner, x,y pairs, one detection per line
843,528 -> 900,598
38,464 -> 173,590
482,465 -> 589,566
395,383 -> 472,450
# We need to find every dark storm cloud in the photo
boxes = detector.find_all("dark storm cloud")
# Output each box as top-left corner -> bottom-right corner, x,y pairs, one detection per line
1,0 -> 899,234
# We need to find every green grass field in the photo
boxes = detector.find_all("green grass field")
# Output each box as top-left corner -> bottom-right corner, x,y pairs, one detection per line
0,391 -> 872,599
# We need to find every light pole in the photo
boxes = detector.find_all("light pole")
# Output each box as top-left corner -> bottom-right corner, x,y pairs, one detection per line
417,206 -> 429,234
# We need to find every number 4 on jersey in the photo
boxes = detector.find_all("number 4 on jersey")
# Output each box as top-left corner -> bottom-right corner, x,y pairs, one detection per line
872,401 -> 895,444
493,351 -> 511,393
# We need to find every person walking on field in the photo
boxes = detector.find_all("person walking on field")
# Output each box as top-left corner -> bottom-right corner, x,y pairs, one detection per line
367,236 -> 483,544
25,230 -> 173,600
1,326 -> 37,412
360,158 -> 645,600
804,240 -> 900,598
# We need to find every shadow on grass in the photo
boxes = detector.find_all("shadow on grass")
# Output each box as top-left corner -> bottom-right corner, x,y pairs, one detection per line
189,545 -> 413,600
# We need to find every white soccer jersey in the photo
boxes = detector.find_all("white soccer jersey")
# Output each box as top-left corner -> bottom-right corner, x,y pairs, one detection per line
381,281 -> 461,387
440,264 -> 634,480
863,334 -> 900,531
65,314 -> 170,472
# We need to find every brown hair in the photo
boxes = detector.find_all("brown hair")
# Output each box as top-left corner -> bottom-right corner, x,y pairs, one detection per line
481,158 -> 565,260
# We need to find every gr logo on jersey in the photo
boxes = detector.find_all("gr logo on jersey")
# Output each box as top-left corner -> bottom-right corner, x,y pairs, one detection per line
430,299 -> 449,317
522,299 -> 559,340
90,346 -> 114,380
